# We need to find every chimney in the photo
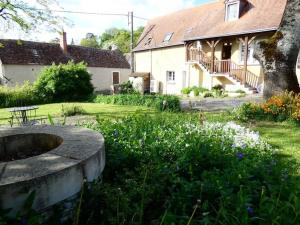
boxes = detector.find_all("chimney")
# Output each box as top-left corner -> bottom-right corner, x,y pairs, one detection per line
60,31 -> 67,53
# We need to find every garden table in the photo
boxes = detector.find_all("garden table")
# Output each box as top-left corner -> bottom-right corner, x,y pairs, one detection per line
8,106 -> 39,126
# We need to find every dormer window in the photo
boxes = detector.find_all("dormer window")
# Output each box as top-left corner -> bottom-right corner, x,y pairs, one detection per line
226,3 -> 239,21
163,32 -> 173,43
225,0 -> 246,21
145,37 -> 152,46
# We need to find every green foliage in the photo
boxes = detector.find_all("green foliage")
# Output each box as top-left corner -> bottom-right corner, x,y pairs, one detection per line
0,0 -> 66,32
181,87 -> 192,95
0,82 -> 40,108
78,114 -> 299,225
92,94 -> 181,112
118,81 -> 139,94
99,27 -> 144,53
60,104 -> 87,117
235,92 -> 300,123
80,34 -> 100,48
34,61 -> 94,102
181,86 -> 209,96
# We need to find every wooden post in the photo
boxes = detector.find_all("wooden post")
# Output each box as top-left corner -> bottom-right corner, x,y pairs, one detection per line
206,40 -> 215,73
243,36 -> 249,85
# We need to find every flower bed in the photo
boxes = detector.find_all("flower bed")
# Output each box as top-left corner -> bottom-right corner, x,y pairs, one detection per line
79,114 -> 299,225
235,92 -> 300,123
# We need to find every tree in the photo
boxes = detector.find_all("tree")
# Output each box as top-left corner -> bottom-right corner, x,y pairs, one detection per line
80,33 -> 100,48
254,0 -> 300,99
99,27 -> 144,53
0,0 -> 65,32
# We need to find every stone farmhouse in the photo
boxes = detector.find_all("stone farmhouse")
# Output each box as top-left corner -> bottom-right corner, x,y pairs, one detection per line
0,32 -> 131,92
134,0 -> 299,95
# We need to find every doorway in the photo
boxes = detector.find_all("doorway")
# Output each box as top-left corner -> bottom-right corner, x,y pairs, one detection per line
222,44 -> 232,60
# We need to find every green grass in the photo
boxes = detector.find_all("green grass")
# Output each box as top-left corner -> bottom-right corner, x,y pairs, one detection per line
0,104 -> 298,165
0,103 -> 156,125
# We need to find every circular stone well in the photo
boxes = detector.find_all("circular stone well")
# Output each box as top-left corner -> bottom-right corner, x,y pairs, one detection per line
0,125 -> 105,215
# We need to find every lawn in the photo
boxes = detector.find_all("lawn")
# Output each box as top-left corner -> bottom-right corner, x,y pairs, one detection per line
0,103 -> 298,165
0,103 -> 156,125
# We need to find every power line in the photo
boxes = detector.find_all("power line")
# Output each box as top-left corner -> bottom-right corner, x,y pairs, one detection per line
31,8 -> 148,20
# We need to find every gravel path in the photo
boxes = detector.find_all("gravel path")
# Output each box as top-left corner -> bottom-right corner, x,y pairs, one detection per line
180,94 -> 264,111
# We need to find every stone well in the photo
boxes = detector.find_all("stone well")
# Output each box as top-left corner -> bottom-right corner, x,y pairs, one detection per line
0,125 -> 105,215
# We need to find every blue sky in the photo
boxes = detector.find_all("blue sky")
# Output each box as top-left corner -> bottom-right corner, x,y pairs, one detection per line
0,0 -> 213,43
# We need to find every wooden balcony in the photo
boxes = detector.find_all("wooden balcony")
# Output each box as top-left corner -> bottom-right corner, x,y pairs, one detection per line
187,48 -> 259,89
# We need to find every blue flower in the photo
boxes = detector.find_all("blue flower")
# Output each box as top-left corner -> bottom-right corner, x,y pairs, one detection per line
237,152 -> 244,160
247,206 -> 254,215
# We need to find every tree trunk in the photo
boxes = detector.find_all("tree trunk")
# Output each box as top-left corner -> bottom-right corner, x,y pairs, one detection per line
254,0 -> 300,99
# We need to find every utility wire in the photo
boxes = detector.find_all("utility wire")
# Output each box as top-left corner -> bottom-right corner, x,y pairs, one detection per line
31,8 -> 148,20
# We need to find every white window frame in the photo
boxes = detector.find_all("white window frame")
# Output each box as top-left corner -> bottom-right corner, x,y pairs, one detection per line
166,71 -> 175,83
112,71 -> 120,85
225,2 -> 239,21
239,42 -> 259,65
163,33 -> 173,43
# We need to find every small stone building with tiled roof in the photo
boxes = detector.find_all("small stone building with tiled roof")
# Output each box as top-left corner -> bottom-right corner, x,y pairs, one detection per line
0,33 -> 131,92
134,0 -> 299,95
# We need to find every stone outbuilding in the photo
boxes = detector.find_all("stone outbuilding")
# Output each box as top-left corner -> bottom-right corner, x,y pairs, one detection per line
0,32 -> 131,93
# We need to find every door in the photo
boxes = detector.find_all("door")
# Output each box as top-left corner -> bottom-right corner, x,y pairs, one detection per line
221,44 -> 232,73
222,45 -> 232,60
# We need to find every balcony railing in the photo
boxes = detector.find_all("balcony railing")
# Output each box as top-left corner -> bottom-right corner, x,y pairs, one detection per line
187,48 -> 260,89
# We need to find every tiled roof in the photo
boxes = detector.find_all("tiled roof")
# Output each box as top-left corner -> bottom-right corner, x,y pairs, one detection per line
134,0 -> 287,52
0,39 -> 130,69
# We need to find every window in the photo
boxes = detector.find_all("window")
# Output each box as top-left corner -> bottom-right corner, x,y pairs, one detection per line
240,43 -> 259,65
163,33 -> 173,43
166,71 -> 175,82
144,37 -> 152,46
112,72 -> 120,85
226,3 -> 239,21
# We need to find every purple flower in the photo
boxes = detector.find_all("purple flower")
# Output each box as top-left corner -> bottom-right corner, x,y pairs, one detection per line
237,152 -> 244,160
247,206 -> 254,215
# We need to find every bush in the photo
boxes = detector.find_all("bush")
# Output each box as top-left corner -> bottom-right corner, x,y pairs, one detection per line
236,92 -> 300,123
0,82 -> 40,108
181,87 -> 192,95
92,94 -> 181,112
119,81 -> 139,94
34,61 -> 94,102
60,104 -> 87,117
181,87 -> 209,96
78,114 -> 299,225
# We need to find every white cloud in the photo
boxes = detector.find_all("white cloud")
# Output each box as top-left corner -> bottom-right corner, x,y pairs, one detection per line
0,0 -> 208,43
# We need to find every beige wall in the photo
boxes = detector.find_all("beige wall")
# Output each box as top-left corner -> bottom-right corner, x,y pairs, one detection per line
1,64 -> 131,91
88,67 -> 131,91
2,64 -> 44,86
135,36 -> 300,94
135,46 -> 202,94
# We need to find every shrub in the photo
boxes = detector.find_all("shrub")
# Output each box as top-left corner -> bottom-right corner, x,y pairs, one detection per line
60,104 -> 87,117
34,61 -> 94,102
236,92 -> 300,123
234,102 -> 265,122
203,91 -> 214,98
92,94 -> 181,112
0,82 -> 40,108
119,81 -> 139,94
181,87 -> 192,95
78,114 -> 299,225
212,84 -> 224,91
182,87 -> 209,96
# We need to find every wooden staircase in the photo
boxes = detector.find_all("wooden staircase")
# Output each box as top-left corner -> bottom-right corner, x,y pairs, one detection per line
188,48 -> 259,92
